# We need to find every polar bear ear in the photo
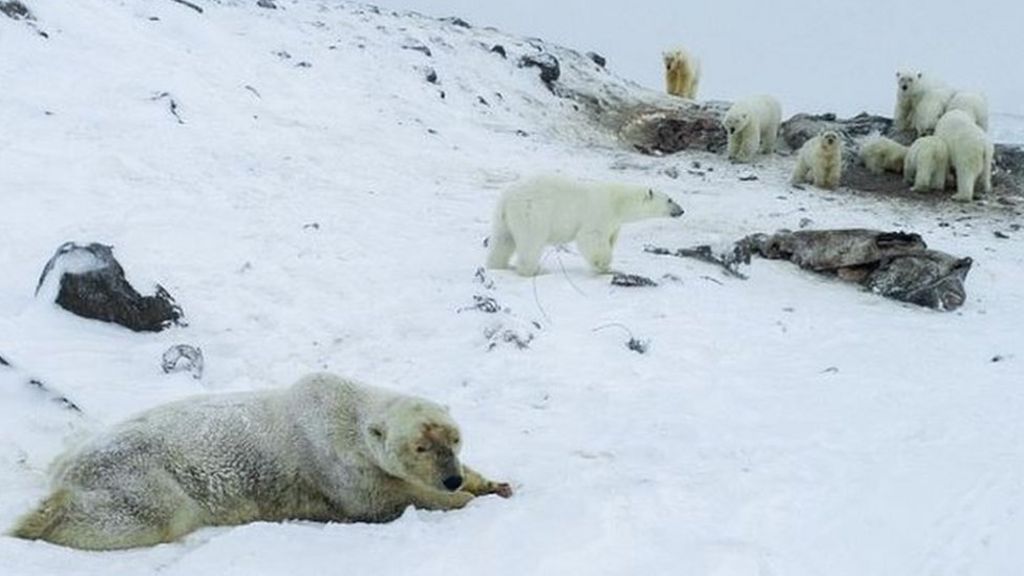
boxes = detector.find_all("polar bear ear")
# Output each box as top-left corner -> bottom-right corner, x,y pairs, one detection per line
647,189 -> 654,200
916,72 -> 922,79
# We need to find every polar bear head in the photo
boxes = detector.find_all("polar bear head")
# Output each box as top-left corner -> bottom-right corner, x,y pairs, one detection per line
896,71 -> 925,97
365,398 -> 466,492
663,50 -> 685,72
820,130 -> 840,150
610,184 -> 684,223
722,108 -> 752,137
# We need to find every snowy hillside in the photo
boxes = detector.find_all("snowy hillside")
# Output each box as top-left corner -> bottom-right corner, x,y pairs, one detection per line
1,1 -> 1023,575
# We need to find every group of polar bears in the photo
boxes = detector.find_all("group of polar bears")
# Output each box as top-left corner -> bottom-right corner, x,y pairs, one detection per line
664,48 -> 994,202
720,94 -> 843,191
859,71 -> 993,202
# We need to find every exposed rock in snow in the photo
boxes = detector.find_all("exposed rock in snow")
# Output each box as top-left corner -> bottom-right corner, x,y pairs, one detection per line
36,243 -> 184,332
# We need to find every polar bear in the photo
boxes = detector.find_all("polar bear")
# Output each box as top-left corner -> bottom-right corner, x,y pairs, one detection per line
486,175 -> 684,276
663,48 -> 700,99
945,91 -> 989,131
859,136 -> 908,175
722,95 -> 782,163
791,130 -> 842,189
9,373 -> 512,550
934,109 -> 994,202
894,71 -> 954,136
903,135 -> 950,192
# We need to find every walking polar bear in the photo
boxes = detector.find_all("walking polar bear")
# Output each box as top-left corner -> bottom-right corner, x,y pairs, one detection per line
934,110 -> 994,202
486,175 -> 684,276
722,95 -> 782,163
791,130 -> 842,190
10,373 -> 512,550
663,48 -> 700,99
903,136 -> 950,192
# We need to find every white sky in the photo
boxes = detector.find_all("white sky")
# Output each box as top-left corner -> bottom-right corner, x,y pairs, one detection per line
370,0 -> 1024,118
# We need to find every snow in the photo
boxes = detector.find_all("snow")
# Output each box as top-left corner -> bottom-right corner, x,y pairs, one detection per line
1,1 -> 1023,575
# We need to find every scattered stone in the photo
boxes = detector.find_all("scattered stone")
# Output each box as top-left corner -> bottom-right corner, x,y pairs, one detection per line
0,353 -> 9,366
627,338 -> 649,354
168,0 -> 203,14
611,273 -> 658,287
662,166 -> 680,179
586,51 -> 606,68
257,0 -> 277,9
274,50 -> 292,59
477,95 -> 489,106
302,222 -> 320,230
994,230 -> 1010,239
490,44 -> 506,58
485,324 -> 534,351
474,267 -> 495,290
799,217 -> 814,229
162,344 -> 204,379
458,295 -> 501,314
36,242 -> 185,332
0,0 -> 32,20
424,67 -> 438,84
518,52 -> 560,91
28,378 -> 81,412
739,174 -> 759,181
401,41 -> 432,57
295,61 -> 312,68
150,91 -> 185,124
439,16 -> 470,28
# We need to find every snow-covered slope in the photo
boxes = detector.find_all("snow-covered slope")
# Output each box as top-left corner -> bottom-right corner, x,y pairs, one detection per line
1,2 -> 1022,575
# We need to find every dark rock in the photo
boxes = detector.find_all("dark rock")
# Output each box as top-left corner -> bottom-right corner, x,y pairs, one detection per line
586,51 -> 606,68
402,41 -> 432,57
27,378 -> 81,412
424,67 -> 438,84
611,273 -> 657,287
738,229 -> 971,311
36,242 -> 185,332
0,1 -> 33,20
162,344 -> 204,379
620,104 -> 728,154
0,353 -> 9,366
257,0 -> 277,9
439,16 -> 470,28
490,44 -> 506,58
518,52 -> 560,90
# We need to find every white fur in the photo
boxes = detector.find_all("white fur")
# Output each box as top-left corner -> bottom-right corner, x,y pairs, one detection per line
859,136 -> 908,175
10,373 -> 509,549
934,110 -> 994,202
895,71 -> 953,136
791,130 -> 843,190
486,175 -> 684,276
903,135 -> 950,192
663,48 -> 700,99
722,95 -> 782,163
946,91 -> 989,131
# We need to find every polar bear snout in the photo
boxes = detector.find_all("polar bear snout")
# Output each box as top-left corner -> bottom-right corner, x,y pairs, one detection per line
443,475 -> 464,491
668,200 -> 684,218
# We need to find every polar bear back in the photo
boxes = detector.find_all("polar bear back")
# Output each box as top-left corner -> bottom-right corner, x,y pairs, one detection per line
498,175 -> 614,244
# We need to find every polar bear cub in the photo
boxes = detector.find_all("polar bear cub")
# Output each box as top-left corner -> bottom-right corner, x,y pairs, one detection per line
486,175 -> 684,276
934,110 -> 994,202
945,91 -> 989,131
894,71 -> 954,136
903,136 -> 950,192
663,48 -> 700,99
10,373 -> 512,550
791,130 -> 842,189
859,136 -> 908,175
722,95 -> 782,163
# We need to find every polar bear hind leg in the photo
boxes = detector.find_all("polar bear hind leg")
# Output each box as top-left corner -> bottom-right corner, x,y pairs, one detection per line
486,216 -> 516,269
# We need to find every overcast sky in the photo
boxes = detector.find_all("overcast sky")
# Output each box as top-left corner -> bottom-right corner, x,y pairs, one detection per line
371,0 -> 1024,119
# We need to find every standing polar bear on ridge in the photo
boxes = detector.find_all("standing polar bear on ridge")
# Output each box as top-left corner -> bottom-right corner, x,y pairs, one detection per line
663,48 -> 700,99
486,175 -> 684,276
10,373 -> 512,550
722,95 -> 782,163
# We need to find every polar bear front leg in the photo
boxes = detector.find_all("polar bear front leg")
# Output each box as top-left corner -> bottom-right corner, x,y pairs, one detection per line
513,240 -> 545,277
577,229 -> 614,274
459,465 -> 513,498
406,483 -> 476,512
